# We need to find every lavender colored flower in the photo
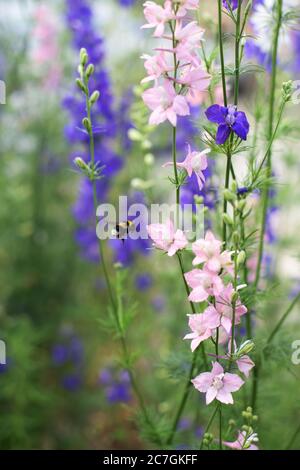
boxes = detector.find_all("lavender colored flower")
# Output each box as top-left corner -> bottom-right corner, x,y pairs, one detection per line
205,104 -> 250,145
223,0 -> 240,10
62,373 -> 82,392
119,0 -> 136,6
135,273 -> 153,291
151,295 -> 166,313
99,367 -> 132,404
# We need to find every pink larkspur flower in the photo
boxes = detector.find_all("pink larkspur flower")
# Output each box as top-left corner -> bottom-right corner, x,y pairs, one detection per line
142,80 -> 190,126
185,269 -> 224,302
142,1 -> 173,37
179,65 -> 211,101
174,21 -> 205,62
192,231 -> 234,275
191,362 -> 244,405
214,284 -> 247,334
174,0 -> 199,17
236,355 -> 255,378
184,307 -> 220,352
163,144 -> 210,190
223,431 -> 259,450
146,219 -> 188,256
141,52 -> 172,84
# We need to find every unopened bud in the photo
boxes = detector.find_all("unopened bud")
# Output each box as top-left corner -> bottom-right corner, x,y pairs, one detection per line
232,231 -> 240,245
238,199 -> 246,211
90,90 -> 100,105
222,213 -> 233,226
80,47 -> 88,66
224,189 -> 236,202
74,157 -> 88,171
82,117 -> 91,132
237,340 -> 255,357
128,128 -> 143,141
76,78 -> 86,94
231,291 -> 239,303
86,63 -> 95,78
144,153 -> 154,166
231,180 -> 238,193
237,250 -> 246,266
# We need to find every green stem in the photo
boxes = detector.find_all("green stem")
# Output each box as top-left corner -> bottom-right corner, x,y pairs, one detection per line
219,406 -> 223,450
222,153 -> 232,246
172,126 -> 180,207
254,0 -> 283,288
285,423 -> 300,450
200,404 -> 220,449
267,292 -> 300,345
234,0 -> 242,106
218,0 -> 228,107
84,80 -> 161,445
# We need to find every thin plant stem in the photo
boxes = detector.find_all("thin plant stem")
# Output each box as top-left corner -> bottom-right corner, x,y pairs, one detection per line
285,423 -> 300,450
218,0 -> 228,107
84,78 -> 162,446
199,404 -> 220,449
254,0 -> 283,288
219,406 -> 223,450
267,292 -> 300,345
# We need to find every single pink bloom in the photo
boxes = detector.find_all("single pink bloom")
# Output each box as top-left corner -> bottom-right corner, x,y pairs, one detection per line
174,21 -> 205,62
179,65 -> 211,101
236,355 -> 255,378
192,231 -> 222,270
191,362 -> 244,405
142,81 -> 190,126
184,307 -> 220,352
141,52 -> 172,84
147,219 -> 188,256
184,269 -> 224,302
175,0 -> 199,17
215,284 -> 247,334
142,1 -> 173,37
163,144 -> 210,190
223,431 -> 259,450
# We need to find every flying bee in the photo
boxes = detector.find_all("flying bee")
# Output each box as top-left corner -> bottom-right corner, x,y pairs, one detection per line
111,220 -> 135,243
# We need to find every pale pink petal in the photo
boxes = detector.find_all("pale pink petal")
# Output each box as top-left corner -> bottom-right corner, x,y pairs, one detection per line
223,373 -> 244,392
206,386 -> 218,405
191,372 -> 213,392
236,356 -> 255,378
188,286 -> 209,302
216,388 -> 234,405
211,361 -> 224,376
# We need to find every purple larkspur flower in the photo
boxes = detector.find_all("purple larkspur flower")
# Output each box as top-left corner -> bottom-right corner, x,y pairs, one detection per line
52,344 -> 68,366
119,0 -> 136,7
205,104 -> 250,144
223,0 -> 241,10
62,373 -> 82,392
135,273 -> 153,291
99,367 -> 132,404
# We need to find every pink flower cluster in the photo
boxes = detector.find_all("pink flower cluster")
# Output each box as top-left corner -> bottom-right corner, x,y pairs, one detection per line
146,223 -> 254,407
141,1 -> 210,126
183,231 -> 254,405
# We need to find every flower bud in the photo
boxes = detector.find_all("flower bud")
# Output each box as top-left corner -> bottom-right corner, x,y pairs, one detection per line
86,63 -> 95,78
82,117 -> 91,132
128,128 -> 143,141
231,180 -> 238,193
74,157 -> 88,171
80,47 -> 88,66
141,139 -> 152,150
144,153 -> 154,166
237,250 -> 246,266
282,80 -> 293,102
222,213 -> 233,226
232,231 -> 240,245
237,199 -> 246,212
224,189 -> 236,202
90,90 -> 100,105
231,291 -> 239,303
237,340 -> 255,356
76,78 -> 86,94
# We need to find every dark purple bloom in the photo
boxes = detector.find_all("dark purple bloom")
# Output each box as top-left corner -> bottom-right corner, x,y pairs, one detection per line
222,0 -> 240,10
135,273 -> 153,291
119,0 -> 136,7
52,344 -> 68,366
99,367 -> 132,404
106,383 -> 131,404
62,373 -> 82,392
237,186 -> 249,195
205,104 -> 250,144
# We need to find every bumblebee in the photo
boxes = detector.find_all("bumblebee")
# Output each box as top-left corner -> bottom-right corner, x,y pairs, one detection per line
112,221 -> 135,242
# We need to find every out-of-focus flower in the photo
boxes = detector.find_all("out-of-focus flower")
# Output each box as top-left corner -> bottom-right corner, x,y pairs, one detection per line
163,145 -> 210,190
223,431 -> 259,450
141,52 -> 172,84
205,104 -> 250,144
192,362 -> 244,405
141,1 -> 173,37
142,81 -> 190,126
99,367 -> 132,404
135,273 -> 153,291
147,219 -> 188,256
223,0 -> 241,10
236,355 -> 255,378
